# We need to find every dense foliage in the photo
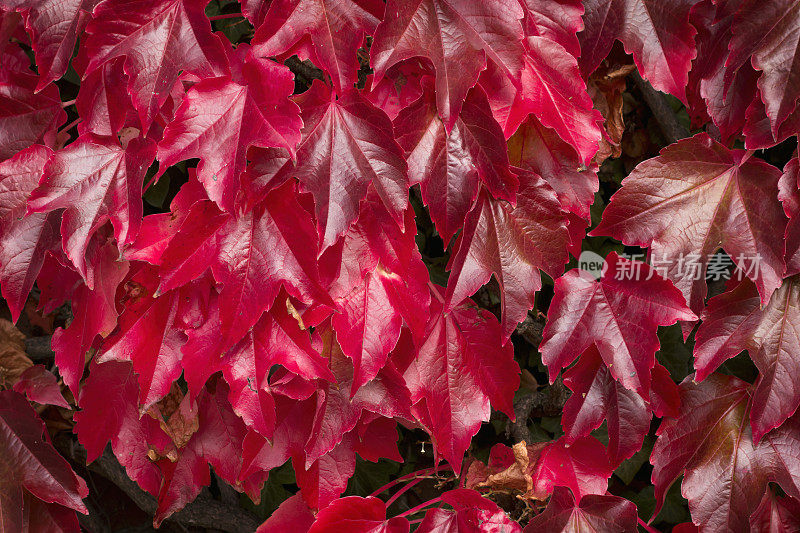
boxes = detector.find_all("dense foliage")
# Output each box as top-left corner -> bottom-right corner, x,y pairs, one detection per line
0,0 -> 799,531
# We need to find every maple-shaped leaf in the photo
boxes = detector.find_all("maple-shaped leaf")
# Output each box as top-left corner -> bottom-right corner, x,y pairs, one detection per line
417,489 -> 521,533
307,496 -> 409,533
726,0 -> 800,136
0,63 -> 65,160
522,486 -> 638,533
13,365 -> 69,408
51,240 -> 129,395
304,321 -> 411,467
75,58 -> 134,137
540,252 -> 696,394
257,494 -> 315,533
394,80 -> 518,245
3,0 -> 99,89
370,0 -> 525,132
578,0 -> 698,102
80,0 -> 229,128
479,38 -> 602,163
0,390 -> 88,531
95,266 -> 189,410
158,181 -> 330,351
592,133 -> 786,315
157,55 -> 302,212
327,196 -> 430,391
0,145 -> 60,321
651,373 -> 800,531
27,134 -> 155,282
508,115 -> 599,221
272,81 -> 408,249
446,169 -> 570,338
251,0 -> 383,93
694,276 -> 800,443
750,490 -> 800,532
405,299 -> 519,471
75,361 -> 172,496
561,346 -> 650,466
686,0 -> 758,146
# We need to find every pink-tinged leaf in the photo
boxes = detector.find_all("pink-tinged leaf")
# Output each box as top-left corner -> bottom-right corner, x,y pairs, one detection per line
0,145 -> 60,321
157,56 -> 302,212
293,432 -> 357,510
561,347 -> 650,466
480,38 -> 602,162
394,80 -> 518,245
781,156 -> 800,277
578,0 -> 698,102
0,391 -> 88,530
75,58 -> 133,136
159,181 -> 330,351
13,365 -> 68,408
96,267 -> 187,410
27,134 -> 155,282
305,322 -> 411,467
417,489 -> 520,533
726,0 -> 800,137
370,0 -> 525,132
650,374 -> 800,531
742,89 -> 800,150
365,60 -> 426,121
540,252 -> 696,395
0,64 -> 65,160
75,361 -> 172,495
519,0 -> 584,58
508,116 -> 599,221
591,133 -> 786,315
5,0 -> 99,89
273,82 -> 408,249
648,361 -> 680,418
405,301 -> 519,472
51,240 -> 129,395
694,276 -> 800,443
522,486 -> 637,533
80,0 -> 228,129
257,494 -> 315,533
251,0 -> 383,93
750,491 -> 800,533
308,496 -> 409,533
446,170 -> 570,338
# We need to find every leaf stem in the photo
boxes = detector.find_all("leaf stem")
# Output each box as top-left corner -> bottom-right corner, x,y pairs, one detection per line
61,99 -> 76,108
396,496 -> 444,518
58,118 -> 81,135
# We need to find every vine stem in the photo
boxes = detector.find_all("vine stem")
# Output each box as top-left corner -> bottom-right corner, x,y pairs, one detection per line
396,496 -> 444,518
369,467 -> 438,497
61,99 -> 76,108
58,118 -> 81,135
208,12 -> 242,20
385,477 -> 426,508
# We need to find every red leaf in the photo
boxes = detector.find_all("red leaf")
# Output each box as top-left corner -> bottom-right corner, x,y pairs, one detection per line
592,133 -> 786,315
13,365 -> 68,408
0,145 -> 60,321
578,0 -> 698,102
75,361 -> 172,496
446,170 -> 570,338
561,346 -> 650,466
80,0 -> 229,129
308,496 -> 409,533
28,134 -> 155,282
0,390 -> 88,530
75,58 -> 133,137
157,55 -> 302,212
417,489 -> 520,533
540,252 -> 696,395
651,373 -> 800,531
694,276 -> 800,442
522,486 -> 637,533
0,61 -> 65,160
529,436 -> 613,499
749,490 -> 800,533
257,493 -> 315,533
394,80 -> 518,245
251,0 -> 383,93
273,82 -> 408,249
371,0 -> 525,132
405,300 -> 519,472
158,182 -> 331,351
